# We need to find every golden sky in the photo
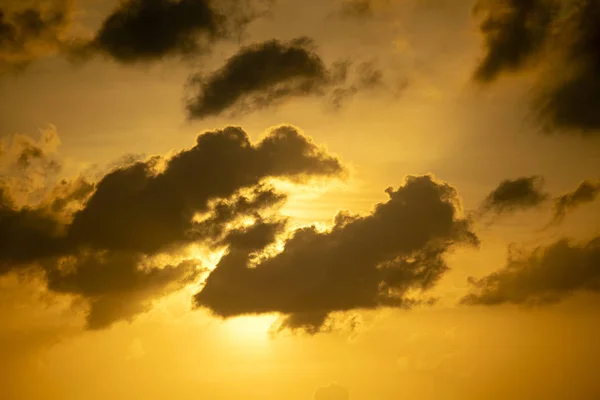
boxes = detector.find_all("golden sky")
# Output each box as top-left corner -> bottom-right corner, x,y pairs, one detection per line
1,0 -> 600,399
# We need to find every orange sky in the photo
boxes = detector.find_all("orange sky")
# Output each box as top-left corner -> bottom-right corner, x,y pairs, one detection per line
1,0 -> 600,399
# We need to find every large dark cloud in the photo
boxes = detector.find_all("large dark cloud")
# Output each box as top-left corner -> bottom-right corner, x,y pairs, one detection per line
481,176 -> 548,214
0,125 -> 344,328
552,180 -> 600,223
473,0 -> 600,134
79,0 -> 269,64
0,1 -> 72,73
462,236 -> 600,305
195,175 -> 478,333
186,37 -> 350,119
68,125 -> 343,253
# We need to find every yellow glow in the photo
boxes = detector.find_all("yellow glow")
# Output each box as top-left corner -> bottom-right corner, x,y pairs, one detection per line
223,315 -> 278,345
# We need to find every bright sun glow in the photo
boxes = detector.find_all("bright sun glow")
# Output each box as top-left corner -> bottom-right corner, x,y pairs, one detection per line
224,315 -> 279,346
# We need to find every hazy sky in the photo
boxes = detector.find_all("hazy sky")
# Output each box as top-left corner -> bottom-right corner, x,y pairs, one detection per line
2,0 -> 600,399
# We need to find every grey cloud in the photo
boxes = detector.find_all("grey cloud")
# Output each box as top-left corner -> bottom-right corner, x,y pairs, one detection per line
195,175 -> 478,333
481,176 -> 548,214
552,180 -> 600,223
462,236 -> 600,305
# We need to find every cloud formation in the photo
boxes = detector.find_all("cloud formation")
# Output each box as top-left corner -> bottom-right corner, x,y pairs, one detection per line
195,175 -> 478,332
0,125 -> 344,328
462,236 -> 600,305
481,176 -> 548,214
186,37 -> 349,119
0,1 -> 72,73
552,180 -> 600,223
473,0 -> 600,134
79,0 -> 269,64
473,0 -> 556,82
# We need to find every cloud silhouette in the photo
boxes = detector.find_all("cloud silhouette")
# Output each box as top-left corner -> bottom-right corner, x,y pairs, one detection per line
462,236 -> 600,305
552,180 -> 600,223
186,37 -> 349,119
481,176 -> 548,215
77,0 -> 269,64
195,175 -> 478,333
473,0 -> 557,82
473,0 -> 600,134
0,125 -> 344,328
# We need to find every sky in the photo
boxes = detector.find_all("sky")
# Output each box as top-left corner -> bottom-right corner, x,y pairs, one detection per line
1,0 -> 600,399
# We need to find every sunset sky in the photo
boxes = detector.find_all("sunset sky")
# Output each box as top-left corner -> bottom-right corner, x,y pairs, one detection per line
2,0 -> 600,399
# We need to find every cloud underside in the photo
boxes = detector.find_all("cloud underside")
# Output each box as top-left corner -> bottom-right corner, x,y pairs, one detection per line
0,125 -> 343,329
195,175 -> 478,333
474,0 -> 600,134
462,237 -> 600,305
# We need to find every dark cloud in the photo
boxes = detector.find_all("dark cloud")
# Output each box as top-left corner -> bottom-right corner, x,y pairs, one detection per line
473,0 -> 600,134
44,252 -> 198,329
461,236 -> 600,305
80,0 -> 269,64
195,175 -> 478,333
552,180 -> 600,223
314,383 -> 350,400
0,187 -> 65,272
186,37 -> 350,119
535,0 -> 600,134
481,176 -> 548,214
68,125 -> 343,254
473,0 -> 557,82
0,125 -> 344,328
0,1 -> 72,73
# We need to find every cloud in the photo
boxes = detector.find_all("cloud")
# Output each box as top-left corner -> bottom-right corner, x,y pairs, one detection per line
67,125 -> 343,254
78,0 -> 269,64
0,125 -> 344,328
552,180 -> 600,223
461,236 -> 600,305
195,175 -> 478,333
0,1 -> 73,73
44,252 -> 199,329
481,176 -> 548,214
314,383 -> 350,400
473,0 -> 557,82
473,0 -> 600,134
186,37 -> 349,119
